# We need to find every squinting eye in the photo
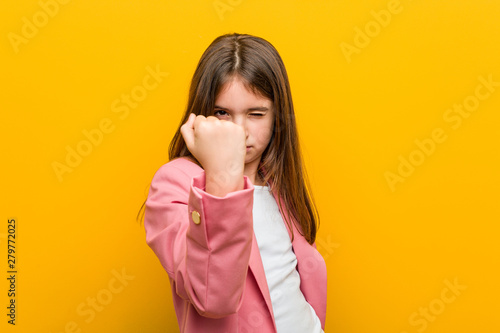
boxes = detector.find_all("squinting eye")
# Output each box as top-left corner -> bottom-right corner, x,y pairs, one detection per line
250,113 -> 264,117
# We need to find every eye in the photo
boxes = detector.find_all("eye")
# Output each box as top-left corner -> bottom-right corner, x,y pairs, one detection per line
214,109 -> 229,117
250,113 -> 264,117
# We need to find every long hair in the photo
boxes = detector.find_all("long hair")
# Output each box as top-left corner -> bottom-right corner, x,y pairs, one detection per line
138,33 -> 319,244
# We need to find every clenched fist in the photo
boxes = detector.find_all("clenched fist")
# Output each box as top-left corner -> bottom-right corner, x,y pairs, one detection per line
181,113 -> 246,196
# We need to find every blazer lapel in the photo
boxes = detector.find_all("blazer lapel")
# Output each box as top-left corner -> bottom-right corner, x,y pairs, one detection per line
248,233 -> 275,320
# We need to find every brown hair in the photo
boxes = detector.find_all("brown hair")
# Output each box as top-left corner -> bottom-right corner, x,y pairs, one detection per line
139,33 -> 319,244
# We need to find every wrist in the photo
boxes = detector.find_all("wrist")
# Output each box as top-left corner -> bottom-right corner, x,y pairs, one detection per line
205,170 -> 244,197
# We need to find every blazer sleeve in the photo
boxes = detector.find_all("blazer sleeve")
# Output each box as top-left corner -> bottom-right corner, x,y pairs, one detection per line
144,161 -> 255,318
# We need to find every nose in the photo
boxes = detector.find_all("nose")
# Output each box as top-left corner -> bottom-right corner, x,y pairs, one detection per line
244,124 -> 249,140
233,116 -> 249,140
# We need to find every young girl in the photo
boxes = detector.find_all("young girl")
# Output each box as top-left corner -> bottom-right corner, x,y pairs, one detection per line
143,33 -> 326,333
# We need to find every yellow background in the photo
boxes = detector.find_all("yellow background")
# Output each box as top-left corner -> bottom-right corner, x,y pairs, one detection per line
2,0 -> 499,332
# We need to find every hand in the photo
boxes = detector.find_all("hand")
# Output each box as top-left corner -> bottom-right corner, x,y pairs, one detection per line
181,113 -> 246,195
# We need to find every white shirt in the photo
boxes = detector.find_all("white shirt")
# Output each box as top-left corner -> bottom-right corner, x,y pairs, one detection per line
252,184 -> 323,333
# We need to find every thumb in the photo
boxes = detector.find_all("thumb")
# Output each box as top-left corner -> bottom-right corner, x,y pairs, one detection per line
180,113 -> 196,149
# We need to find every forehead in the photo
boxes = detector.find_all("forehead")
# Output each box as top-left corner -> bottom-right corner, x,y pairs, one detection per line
216,76 -> 272,108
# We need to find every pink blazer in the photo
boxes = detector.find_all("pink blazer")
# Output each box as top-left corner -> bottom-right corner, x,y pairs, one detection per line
144,157 -> 327,332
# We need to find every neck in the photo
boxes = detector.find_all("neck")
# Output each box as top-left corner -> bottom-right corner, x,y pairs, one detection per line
244,159 -> 264,186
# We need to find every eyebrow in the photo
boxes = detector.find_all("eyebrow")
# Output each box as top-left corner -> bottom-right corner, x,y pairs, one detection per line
214,105 -> 269,111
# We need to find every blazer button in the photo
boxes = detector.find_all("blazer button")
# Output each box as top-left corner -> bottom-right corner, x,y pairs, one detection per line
191,211 -> 201,225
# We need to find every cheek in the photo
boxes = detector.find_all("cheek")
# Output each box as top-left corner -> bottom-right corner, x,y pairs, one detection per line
254,123 -> 274,145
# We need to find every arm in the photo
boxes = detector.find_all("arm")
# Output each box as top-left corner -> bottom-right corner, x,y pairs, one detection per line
144,161 -> 254,318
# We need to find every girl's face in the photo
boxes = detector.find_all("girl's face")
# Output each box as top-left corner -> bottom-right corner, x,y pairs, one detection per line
213,75 -> 274,169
